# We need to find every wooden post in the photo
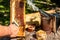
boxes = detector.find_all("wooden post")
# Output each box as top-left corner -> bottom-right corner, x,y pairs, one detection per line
10,0 -> 25,37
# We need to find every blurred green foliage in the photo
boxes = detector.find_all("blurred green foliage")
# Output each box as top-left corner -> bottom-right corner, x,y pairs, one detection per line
25,0 -> 56,14
0,0 -> 10,26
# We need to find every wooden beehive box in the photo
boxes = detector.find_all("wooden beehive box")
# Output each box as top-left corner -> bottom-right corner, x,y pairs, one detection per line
25,10 -> 56,33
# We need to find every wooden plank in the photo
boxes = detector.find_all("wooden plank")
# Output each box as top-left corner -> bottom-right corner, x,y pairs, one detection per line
10,0 -> 25,37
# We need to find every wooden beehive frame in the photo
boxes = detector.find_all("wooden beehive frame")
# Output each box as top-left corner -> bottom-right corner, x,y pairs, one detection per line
10,0 -> 25,37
